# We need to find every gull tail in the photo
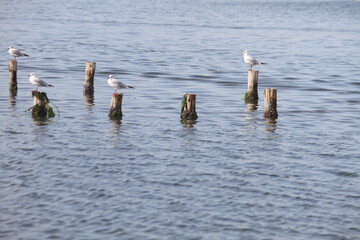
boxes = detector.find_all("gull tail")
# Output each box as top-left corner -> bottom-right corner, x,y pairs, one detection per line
49,84 -> 54,87
24,54 -> 30,57
127,85 -> 135,89
260,62 -> 266,65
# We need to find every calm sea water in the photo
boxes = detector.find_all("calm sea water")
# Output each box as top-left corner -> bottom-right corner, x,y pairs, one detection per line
1,1 -> 360,239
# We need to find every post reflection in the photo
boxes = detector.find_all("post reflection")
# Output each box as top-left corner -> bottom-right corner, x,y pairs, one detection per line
8,89 -> 17,107
264,118 -> 277,132
181,119 -> 197,128
244,101 -> 259,128
84,93 -> 94,110
246,102 -> 257,111
110,119 -> 122,135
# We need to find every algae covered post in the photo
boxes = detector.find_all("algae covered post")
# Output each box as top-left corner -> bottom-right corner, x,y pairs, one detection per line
31,91 -> 55,118
181,93 -> 198,121
109,93 -> 123,119
9,60 -> 17,91
264,88 -> 278,119
244,70 -> 259,103
83,62 -> 96,95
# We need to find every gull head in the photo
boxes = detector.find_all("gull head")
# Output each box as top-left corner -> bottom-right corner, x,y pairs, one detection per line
28,73 -> 36,77
108,75 -> 113,78
242,50 -> 248,55
8,46 -> 13,50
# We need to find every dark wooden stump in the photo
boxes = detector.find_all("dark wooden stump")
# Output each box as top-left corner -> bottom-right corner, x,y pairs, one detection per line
9,60 -> 17,91
83,62 -> 96,95
264,88 -> 278,119
244,70 -> 259,103
109,93 -> 123,119
181,94 -> 198,120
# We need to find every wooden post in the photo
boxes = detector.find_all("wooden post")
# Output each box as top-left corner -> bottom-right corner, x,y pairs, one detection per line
83,62 -> 96,95
181,94 -> 198,120
9,60 -> 17,91
31,91 -> 55,118
244,70 -> 259,103
264,88 -> 278,119
109,93 -> 123,119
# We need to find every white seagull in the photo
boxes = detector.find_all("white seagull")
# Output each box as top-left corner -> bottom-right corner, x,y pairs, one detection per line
108,75 -> 134,94
242,50 -> 265,71
28,73 -> 53,91
8,46 -> 30,60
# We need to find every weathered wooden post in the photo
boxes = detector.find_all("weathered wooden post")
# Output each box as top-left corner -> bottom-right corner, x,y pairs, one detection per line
244,70 -> 259,103
31,91 -> 55,118
264,88 -> 278,119
181,94 -> 198,121
9,60 -> 17,91
83,62 -> 96,95
109,93 -> 123,119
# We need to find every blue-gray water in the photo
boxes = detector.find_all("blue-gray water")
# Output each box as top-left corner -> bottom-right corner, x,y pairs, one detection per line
1,1 -> 360,239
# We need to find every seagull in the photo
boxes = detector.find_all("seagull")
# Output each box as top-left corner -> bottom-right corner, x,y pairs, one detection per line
108,75 -> 134,94
8,46 -> 30,60
28,73 -> 53,91
242,50 -> 265,71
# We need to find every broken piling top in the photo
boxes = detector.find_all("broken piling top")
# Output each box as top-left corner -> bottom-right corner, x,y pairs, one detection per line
31,91 -> 55,119
263,88 -> 278,119
83,62 -> 96,95
181,93 -> 198,121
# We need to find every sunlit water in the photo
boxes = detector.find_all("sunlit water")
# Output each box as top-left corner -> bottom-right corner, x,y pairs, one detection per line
1,1 -> 360,239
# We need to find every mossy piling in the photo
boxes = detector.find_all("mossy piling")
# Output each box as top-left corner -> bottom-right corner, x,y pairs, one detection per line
31,91 -> 55,119
109,93 -> 123,119
181,94 -> 198,121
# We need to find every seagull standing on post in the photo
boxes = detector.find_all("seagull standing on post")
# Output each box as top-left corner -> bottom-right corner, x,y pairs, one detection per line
108,75 -> 135,94
28,73 -> 53,91
242,50 -> 265,71
8,46 -> 30,60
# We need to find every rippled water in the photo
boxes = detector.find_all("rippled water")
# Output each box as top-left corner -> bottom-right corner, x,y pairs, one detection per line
1,1 -> 360,239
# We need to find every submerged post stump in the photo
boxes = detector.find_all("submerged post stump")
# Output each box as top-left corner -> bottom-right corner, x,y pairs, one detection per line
31,91 -> 55,118
109,93 -> 123,119
264,88 -> 278,119
9,60 -> 17,91
83,62 -> 96,95
181,94 -> 198,121
244,70 -> 259,103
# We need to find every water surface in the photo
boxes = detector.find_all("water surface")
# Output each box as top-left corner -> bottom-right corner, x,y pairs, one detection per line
1,1 -> 360,239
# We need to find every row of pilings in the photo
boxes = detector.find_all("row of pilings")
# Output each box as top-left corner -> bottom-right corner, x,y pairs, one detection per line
7,60 -> 277,121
